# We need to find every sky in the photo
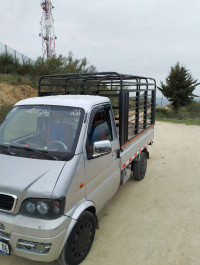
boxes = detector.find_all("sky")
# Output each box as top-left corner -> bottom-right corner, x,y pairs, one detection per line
0,0 -> 200,96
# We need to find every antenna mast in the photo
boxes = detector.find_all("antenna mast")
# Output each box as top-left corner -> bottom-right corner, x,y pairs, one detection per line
39,0 -> 57,58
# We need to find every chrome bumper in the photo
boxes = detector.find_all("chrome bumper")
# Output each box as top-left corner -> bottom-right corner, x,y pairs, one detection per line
0,212 -> 71,262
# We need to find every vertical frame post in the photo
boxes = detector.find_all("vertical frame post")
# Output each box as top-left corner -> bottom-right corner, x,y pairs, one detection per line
124,91 -> 129,143
119,91 -> 128,146
143,90 -> 148,129
135,91 -> 140,134
151,90 -> 156,124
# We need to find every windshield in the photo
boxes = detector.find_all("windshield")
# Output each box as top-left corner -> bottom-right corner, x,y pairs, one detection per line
0,105 -> 84,160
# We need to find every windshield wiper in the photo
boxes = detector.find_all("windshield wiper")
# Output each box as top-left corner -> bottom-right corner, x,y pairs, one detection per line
9,145 -> 62,160
35,149 -> 62,161
0,144 -> 16,156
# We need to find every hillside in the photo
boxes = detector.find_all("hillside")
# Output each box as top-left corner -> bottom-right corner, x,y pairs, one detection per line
0,82 -> 37,107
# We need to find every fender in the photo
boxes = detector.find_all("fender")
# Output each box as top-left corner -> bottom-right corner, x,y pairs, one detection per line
58,200 -> 96,257
69,200 -> 96,220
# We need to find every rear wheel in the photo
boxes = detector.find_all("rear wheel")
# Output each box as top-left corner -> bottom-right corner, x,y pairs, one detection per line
58,211 -> 96,265
132,151 -> 147,181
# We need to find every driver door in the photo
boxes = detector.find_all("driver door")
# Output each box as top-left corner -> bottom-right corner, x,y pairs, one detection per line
84,104 -> 120,212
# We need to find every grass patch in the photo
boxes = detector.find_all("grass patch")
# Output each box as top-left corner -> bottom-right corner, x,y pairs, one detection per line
0,74 -> 37,87
156,101 -> 200,125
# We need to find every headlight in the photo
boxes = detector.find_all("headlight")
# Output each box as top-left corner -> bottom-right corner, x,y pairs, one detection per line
20,198 -> 65,219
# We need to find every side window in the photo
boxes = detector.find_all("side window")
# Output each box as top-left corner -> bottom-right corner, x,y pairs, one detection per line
87,108 -> 113,156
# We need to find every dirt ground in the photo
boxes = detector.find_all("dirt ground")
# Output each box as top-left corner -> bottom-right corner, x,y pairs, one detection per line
0,83 -> 37,107
1,121 -> 200,265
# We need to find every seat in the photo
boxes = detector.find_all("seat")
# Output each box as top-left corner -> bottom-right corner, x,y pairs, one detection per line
47,122 -> 72,143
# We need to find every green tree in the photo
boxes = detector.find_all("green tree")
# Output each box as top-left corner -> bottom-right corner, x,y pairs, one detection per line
0,53 -> 20,74
0,52 -> 96,77
62,52 -> 96,73
33,52 -> 96,77
158,62 -> 199,110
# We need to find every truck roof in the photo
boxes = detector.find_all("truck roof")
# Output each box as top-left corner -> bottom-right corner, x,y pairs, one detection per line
14,95 -> 110,112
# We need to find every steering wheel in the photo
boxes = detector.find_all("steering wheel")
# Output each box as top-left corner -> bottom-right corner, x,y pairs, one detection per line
47,141 -> 68,151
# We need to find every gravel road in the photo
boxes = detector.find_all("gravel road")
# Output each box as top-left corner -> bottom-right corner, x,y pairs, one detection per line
1,121 -> 200,265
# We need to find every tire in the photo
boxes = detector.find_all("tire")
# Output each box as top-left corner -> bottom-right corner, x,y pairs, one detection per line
132,151 -> 147,181
58,211 -> 96,265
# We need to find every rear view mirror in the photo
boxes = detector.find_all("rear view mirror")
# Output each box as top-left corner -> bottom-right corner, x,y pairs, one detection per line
93,140 -> 112,158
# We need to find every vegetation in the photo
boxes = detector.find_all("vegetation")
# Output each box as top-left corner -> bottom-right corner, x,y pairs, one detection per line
1,53 -> 200,126
0,52 -> 96,121
158,62 -> 199,111
156,100 -> 200,125
0,52 -> 96,87
0,105 -> 12,121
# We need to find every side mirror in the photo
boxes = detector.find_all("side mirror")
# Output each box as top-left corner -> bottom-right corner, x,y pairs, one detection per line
93,140 -> 112,158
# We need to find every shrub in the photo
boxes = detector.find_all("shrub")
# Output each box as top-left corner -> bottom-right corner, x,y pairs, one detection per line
156,101 -> 200,124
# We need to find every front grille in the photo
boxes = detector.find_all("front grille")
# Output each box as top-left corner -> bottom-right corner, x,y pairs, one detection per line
0,193 -> 17,212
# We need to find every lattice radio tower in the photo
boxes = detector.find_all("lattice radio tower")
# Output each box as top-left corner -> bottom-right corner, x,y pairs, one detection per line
39,0 -> 57,58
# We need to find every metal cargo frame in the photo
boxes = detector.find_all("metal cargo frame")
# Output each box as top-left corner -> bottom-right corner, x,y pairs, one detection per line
38,72 -> 156,149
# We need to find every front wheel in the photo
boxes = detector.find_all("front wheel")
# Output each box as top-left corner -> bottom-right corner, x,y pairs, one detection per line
58,211 -> 96,265
132,151 -> 147,181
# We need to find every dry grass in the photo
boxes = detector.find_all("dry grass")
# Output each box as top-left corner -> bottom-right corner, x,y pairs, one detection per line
0,82 -> 37,108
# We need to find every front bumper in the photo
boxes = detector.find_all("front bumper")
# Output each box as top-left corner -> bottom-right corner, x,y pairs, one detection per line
0,211 -> 72,262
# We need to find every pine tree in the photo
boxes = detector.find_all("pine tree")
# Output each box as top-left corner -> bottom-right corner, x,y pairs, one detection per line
158,62 -> 199,110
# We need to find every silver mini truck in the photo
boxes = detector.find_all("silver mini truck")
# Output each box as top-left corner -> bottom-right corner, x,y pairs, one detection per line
0,73 -> 156,264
